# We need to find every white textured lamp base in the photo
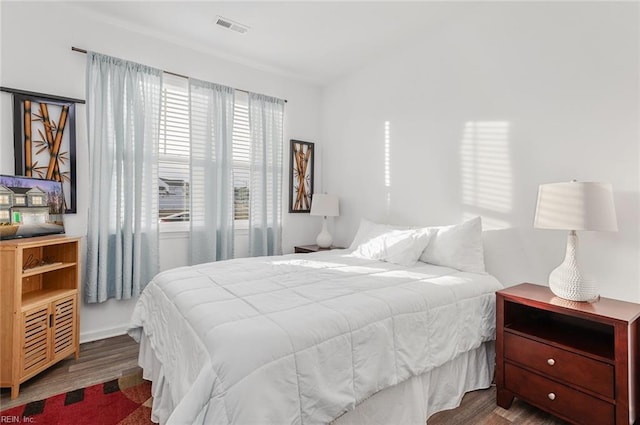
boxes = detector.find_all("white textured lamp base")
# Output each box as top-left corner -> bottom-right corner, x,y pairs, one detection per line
316,217 -> 333,249
548,231 -> 598,302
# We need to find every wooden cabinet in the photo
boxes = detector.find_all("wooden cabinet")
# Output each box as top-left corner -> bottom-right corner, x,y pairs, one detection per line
496,283 -> 640,425
0,235 -> 80,399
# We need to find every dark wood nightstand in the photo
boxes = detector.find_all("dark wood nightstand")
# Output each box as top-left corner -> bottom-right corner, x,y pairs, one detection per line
496,283 -> 640,425
294,244 -> 343,254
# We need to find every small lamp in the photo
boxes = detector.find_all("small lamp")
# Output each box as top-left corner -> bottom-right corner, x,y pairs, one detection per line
310,194 -> 339,249
534,180 -> 618,302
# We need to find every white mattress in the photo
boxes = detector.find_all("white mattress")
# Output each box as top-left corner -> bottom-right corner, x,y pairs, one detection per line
128,249 -> 502,425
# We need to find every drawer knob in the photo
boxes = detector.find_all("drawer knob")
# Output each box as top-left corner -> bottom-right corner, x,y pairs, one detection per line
548,392 -> 556,401
547,358 -> 555,366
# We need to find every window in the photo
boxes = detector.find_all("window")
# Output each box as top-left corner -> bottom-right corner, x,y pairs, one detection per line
0,195 -> 9,204
232,91 -> 250,223
0,210 -> 8,220
159,74 -> 190,223
31,197 -> 43,206
158,73 -> 251,228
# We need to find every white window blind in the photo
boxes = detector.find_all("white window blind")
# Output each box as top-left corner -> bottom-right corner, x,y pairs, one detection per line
158,73 -> 251,225
233,91 -> 250,222
159,73 -> 190,221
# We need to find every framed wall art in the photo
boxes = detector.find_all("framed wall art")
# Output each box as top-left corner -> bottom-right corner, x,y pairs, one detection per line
289,139 -> 314,213
2,87 -> 83,213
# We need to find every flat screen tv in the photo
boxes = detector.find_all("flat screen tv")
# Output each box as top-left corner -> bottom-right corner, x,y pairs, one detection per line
0,175 -> 65,240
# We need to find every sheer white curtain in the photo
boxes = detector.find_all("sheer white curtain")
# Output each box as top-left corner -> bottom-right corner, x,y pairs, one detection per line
248,94 -> 285,256
85,52 -> 162,303
189,79 -> 235,264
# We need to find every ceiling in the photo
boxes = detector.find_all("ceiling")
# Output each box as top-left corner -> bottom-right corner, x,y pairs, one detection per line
69,1 -> 461,85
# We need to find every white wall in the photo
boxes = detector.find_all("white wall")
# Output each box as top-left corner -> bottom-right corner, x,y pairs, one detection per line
0,2 -> 322,342
322,2 -> 640,302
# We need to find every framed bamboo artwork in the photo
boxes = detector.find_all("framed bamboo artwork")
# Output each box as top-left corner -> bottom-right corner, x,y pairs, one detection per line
10,90 -> 79,213
289,140 -> 314,213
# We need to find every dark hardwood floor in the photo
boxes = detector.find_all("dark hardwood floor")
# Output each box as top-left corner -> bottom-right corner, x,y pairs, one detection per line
429,386 -> 567,424
1,334 -> 566,424
0,334 -> 141,410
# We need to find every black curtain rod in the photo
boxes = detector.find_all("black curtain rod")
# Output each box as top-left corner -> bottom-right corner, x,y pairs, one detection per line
72,46 -> 288,103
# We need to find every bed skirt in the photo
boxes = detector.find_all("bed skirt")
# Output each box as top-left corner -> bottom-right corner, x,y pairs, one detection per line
138,332 -> 494,425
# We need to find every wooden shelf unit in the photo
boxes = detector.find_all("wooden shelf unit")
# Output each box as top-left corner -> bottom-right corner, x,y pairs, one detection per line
496,283 -> 640,425
0,235 -> 81,399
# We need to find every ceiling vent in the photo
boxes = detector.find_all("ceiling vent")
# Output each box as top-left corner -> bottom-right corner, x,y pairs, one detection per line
215,16 -> 249,34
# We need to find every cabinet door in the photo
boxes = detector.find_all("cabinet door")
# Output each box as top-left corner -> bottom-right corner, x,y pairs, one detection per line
52,295 -> 76,361
21,305 -> 50,376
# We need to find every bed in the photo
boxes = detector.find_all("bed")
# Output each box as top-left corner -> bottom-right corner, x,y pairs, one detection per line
128,226 -> 502,425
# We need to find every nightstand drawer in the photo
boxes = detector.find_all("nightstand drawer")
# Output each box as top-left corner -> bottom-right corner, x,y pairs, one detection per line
504,332 -> 614,398
505,363 -> 614,425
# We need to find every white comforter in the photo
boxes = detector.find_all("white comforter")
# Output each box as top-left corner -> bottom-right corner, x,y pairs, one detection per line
128,250 -> 502,425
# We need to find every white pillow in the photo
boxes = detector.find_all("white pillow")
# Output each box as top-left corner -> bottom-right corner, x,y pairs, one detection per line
419,216 -> 485,273
352,228 -> 432,266
349,218 -> 409,249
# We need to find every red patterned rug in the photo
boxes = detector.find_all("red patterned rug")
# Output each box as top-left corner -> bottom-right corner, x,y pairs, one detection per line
1,372 -> 153,424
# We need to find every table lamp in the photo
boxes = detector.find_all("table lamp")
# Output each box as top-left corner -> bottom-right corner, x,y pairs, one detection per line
534,180 -> 617,302
310,194 -> 339,248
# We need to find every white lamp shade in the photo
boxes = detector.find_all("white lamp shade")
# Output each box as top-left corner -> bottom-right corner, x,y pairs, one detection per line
534,181 -> 617,231
310,194 -> 339,217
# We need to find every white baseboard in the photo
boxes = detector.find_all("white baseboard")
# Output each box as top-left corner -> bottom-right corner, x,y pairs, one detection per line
80,325 -> 130,344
